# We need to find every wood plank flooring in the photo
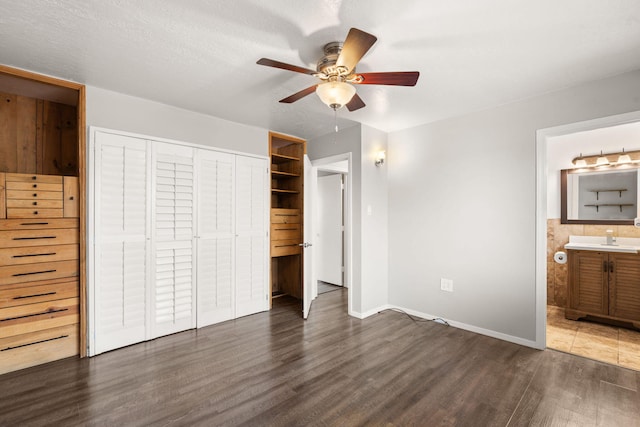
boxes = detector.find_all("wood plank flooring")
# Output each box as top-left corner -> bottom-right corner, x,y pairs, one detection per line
1,289 -> 639,426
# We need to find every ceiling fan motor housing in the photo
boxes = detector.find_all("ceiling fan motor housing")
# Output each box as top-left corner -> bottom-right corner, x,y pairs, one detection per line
317,42 -> 351,78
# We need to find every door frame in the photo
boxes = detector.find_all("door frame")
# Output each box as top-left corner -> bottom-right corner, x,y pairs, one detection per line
311,153 -> 353,315
535,110 -> 640,350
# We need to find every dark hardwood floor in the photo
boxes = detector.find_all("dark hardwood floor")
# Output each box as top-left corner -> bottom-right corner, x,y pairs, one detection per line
1,289 -> 639,426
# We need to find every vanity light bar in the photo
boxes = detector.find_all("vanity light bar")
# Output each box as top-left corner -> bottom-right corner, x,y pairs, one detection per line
572,149 -> 640,168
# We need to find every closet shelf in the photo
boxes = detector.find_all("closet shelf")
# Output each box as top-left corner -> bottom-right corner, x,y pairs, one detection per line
272,188 -> 299,194
271,153 -> 300,164
272,170 -> 300,178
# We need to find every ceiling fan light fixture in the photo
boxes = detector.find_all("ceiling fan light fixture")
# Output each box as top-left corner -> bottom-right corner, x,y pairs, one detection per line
316,81 -> 356,110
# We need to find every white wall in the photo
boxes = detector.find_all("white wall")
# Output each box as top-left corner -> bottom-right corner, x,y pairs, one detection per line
86,86 -> 268,156
360,125 -> 389,313
388,70 -> 640,344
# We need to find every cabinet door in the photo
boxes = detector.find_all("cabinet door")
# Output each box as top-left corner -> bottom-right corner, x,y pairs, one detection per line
151,142 -> 196,338
196,150 -> 235,327
235,156 -> 269,318
609,253 -> 640,321
93,132 -> 149,355
569,250 -> 608,315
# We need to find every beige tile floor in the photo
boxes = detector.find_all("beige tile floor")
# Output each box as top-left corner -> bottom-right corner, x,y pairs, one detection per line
547,305 -> 640,371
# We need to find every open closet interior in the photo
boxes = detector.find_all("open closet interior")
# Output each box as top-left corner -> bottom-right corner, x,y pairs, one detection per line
269,132 -> 306,304
0,65 -> 85,374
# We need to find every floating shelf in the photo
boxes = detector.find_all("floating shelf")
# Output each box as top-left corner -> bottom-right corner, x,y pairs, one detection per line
272,170 -> 300,179
271,153 -> 300,164
588,189 -> 628,199
584,203 -> 635,212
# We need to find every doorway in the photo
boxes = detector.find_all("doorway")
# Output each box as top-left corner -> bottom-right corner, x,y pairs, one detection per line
537,111 -> 640,370
309,154 -> 353,315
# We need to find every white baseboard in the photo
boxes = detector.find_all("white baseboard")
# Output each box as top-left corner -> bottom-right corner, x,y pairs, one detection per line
357,304 -> 541,350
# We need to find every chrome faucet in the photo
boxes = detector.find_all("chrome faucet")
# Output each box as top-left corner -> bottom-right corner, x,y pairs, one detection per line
606,229 -> 616,245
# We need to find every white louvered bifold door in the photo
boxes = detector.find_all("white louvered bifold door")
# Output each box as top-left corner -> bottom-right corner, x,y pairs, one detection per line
196,150 -> 235,327
152,142 -> 196,338
94,132 -> 149,355
235,156 -> 269,318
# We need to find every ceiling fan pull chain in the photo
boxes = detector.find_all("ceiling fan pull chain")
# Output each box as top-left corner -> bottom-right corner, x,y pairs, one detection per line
334,108 -> 338,134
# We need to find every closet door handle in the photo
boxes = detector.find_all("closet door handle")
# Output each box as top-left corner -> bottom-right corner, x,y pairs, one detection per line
603,261 -> 608,272
609,261 -> 614,273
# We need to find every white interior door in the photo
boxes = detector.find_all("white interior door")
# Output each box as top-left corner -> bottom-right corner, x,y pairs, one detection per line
151,142 -> 196,338
317,174 -> 343,286
235,156 -> 269,318
196,150 -> 235,327
93,132 -> 149,355
303,154 -> 315,319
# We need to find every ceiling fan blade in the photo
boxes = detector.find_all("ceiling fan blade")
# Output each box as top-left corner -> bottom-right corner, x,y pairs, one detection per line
279,85 -> 318,103
257,58 -> 317,76
354,72 -> 420,86
336,28 -> 378,72
346,93 -> 366,112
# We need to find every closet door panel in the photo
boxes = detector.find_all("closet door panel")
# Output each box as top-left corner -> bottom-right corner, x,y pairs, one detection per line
94,133 -> 148,354
235,156 -> 268,318
151,143 -> 195,338
196,150 -> 235,327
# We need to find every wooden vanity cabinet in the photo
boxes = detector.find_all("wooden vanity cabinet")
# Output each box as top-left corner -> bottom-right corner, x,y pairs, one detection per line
566,249 -> 640,329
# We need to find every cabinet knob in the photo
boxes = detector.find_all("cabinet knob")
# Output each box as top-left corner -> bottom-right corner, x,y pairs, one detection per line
69,196 -> 74,200
33,202 -> 37,206
33,184 -> 37,188
33,211 -> 38,215
33,193 -> 37,197
32,176 -> 37,180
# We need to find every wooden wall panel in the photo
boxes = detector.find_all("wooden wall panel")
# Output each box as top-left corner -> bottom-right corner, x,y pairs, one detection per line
0,93 -> 18,172
39,101 -> 78,176
16,96 -> 37,173
1,92 -> 77,176
0,173 -> 5,219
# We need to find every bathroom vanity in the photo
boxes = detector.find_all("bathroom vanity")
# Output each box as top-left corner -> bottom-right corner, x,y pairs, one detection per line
565,236 -> 640,329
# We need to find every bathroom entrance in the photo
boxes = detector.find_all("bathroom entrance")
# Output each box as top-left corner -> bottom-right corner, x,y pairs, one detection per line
542,114 -> 640,370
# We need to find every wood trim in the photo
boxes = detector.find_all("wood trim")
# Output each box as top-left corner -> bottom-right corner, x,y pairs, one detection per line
77,85 -> 87,357
0,65 -> 84,91
268,131 -> 306,145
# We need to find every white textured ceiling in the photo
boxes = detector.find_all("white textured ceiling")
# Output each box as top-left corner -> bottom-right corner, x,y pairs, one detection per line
1,0 -> 640,140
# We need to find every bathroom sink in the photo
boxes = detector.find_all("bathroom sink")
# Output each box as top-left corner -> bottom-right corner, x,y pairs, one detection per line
564,242 -> 640,253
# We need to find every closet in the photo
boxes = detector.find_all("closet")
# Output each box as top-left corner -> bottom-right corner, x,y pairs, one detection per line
269,132 -> 306,302
91,129 -> 268,355
0,65 -> 85,375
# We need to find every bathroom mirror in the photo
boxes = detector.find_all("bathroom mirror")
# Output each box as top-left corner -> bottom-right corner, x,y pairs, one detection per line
561,167 -> 639,224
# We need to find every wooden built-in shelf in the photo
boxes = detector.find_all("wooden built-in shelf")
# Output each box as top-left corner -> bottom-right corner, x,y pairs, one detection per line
272,170 -> 300,179
271,153 -> 300,164
269,131 -> 306,302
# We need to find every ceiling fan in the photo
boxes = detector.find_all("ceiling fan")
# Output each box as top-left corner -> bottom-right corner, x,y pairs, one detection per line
257,28 -> 419,112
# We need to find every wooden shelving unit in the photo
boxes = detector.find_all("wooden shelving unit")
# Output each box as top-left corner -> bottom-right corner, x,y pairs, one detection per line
269,132 -> 306,303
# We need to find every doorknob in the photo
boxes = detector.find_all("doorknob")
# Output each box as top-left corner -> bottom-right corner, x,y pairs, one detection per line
298,242 -> 312,248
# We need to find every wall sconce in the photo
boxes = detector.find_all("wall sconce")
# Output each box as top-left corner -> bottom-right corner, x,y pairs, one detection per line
572,148 -> 640,168
375,151 -> 386,167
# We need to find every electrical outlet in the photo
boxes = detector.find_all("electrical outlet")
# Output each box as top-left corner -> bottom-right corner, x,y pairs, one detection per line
440,278 -> 453,292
